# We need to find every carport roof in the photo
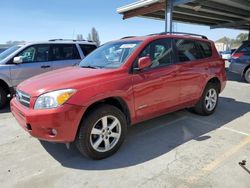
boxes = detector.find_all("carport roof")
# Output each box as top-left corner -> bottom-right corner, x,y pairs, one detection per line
117,0 -> 250,30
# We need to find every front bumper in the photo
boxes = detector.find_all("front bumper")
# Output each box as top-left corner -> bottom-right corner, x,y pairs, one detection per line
11,98 -> 86,143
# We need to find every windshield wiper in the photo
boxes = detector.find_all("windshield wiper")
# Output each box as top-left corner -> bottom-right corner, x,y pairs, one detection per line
81,65 -> 99,69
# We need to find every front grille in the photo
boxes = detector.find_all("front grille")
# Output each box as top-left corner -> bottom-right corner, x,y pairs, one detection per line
16,90 -> 31,108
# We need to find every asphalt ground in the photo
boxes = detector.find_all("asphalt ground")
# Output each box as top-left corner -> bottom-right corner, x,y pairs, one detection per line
0,70 -> 250,188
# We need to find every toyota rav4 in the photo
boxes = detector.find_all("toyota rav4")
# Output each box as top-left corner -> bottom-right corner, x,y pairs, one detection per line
11,33 -> 226,159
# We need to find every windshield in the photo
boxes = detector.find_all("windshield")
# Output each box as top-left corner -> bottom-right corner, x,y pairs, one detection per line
0,45 -> 21,61
79,40 -> 142,69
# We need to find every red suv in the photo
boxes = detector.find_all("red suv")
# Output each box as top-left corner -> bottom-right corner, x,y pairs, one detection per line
11,33 -> 226,159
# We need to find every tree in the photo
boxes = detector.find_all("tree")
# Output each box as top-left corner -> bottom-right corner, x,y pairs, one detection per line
6,40 -> 26,45
76,34 -> 84,40
216,33 -> 248,49
87,27 -> 101,46
236,33 -> 248,42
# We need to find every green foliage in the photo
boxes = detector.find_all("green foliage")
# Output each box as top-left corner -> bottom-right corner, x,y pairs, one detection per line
216,33 -> 248,49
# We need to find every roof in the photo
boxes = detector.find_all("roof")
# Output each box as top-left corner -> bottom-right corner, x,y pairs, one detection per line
23,39 -> 97,46
117,0 -> 250,30
119,32 -> 213,44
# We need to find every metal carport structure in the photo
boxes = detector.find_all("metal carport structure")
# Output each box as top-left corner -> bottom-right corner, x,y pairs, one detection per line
117,0 -> 250,39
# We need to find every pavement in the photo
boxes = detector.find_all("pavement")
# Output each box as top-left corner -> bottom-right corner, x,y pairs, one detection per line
0,70 -> 250,188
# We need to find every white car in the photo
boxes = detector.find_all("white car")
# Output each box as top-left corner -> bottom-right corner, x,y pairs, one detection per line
0,39 -> 97,108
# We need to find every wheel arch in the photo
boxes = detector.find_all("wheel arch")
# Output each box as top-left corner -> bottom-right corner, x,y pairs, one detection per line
75,96 -> 131,139
243,64 -> 250,76
206,77 -> 221,93
0,79 -> 11,95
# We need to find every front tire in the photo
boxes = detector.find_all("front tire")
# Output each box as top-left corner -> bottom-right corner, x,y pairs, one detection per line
0,86 -> 8,109
76,104 -> 127,160
244,68 -> 250,83
194,83 -> 219,116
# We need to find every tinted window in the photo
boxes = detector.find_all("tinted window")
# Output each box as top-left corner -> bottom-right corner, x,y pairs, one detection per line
175,39 -> 203,62
80,44 -> 97,56
237,43 -> 250,53
137,39 -> 173,68
18,45 -> 49,63
51,44 -> 80,61
197,41 -> 212,58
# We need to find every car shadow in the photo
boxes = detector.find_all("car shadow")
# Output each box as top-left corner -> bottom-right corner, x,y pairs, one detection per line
40,96 -> 250,170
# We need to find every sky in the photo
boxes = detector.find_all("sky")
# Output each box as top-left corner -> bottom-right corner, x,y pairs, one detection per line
0,0 -> 247,44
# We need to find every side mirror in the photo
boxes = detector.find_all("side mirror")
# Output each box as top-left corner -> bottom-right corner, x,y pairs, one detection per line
137,56 -> 152,70
13,56 -> 23,64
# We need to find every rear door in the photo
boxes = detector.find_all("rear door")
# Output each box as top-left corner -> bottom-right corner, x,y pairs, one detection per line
79,44 -> 97,57
132,38 -> 181,121
10,44 -> 52,87
174,38 -> 211,103
50,44 -> 81,70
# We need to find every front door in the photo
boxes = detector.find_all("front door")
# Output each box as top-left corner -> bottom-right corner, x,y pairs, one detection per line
132,38 -> 181,121
10,44 -> 52,87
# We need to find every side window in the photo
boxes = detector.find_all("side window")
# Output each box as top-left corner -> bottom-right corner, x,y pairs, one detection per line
18,45 -> 49,63
80,44 -> 97,56
51,44 -> 80,61
197,41 -> 212,58
19,47 -> 36,63
137,39 -> 173,68
175,39 -> 202,62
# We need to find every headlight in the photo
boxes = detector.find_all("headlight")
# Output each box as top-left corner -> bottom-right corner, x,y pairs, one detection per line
34,89 -> 76,109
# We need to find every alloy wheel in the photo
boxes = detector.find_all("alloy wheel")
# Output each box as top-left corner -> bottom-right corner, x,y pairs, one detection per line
90,115 -> 121,152
205,88 -> 217,111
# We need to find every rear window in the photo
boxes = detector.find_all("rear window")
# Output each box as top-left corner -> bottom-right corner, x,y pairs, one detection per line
175,39 -> 212,62
80,44 -> 97,56
197,41 -> 212,58
51,44 -> 80,61
236,42 -> 250,53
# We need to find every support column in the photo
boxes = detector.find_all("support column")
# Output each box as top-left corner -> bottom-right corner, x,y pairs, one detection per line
248,25 -> 250,40
165,0 -> 174,33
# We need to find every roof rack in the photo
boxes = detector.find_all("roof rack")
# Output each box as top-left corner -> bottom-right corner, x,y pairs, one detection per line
120,36 -> 136,39
149,32 -> 208,39
49,39 -> 95,43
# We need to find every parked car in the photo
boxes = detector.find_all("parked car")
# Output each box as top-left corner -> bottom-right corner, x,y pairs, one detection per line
229,40 -> 250,83
0,39 -> 97,108
221,50 -> 232,60
11,33 -> 226,159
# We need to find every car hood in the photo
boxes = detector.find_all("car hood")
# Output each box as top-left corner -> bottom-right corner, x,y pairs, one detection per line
18,66 -> 116,97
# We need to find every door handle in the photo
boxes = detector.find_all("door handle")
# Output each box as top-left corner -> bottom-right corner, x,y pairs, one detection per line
41,65 -> 51,69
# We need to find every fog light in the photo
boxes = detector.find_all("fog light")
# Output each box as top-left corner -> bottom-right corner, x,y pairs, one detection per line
51,128 -> 57,136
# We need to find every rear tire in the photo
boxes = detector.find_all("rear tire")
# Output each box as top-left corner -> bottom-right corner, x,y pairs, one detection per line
194,83 -> 219,116
244,68 -> 250,83
76,104 -> 127,160
0,86 -> 8,109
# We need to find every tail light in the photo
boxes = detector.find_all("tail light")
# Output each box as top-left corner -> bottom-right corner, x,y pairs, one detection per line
231,53 -> 243,59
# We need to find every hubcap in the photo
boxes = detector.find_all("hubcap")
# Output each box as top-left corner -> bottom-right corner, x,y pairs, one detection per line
90,115 -> 121,152
205,88 -> 217,111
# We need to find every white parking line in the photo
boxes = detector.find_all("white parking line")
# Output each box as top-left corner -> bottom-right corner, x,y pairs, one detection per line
188,116 -> 250,136
221,127 -> 250,136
